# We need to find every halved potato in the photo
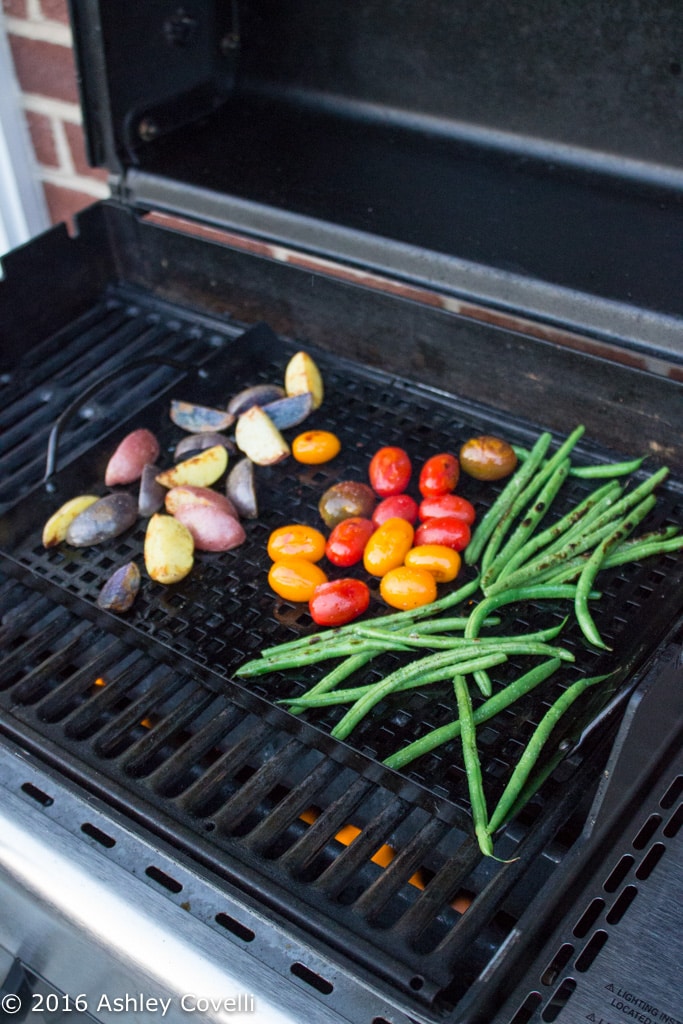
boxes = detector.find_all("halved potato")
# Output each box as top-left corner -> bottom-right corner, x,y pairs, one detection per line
234,406 -> 290,466
42,494 -> 99,547
169,400 -> 234,433
105,428 -> 160,486
284,351 -> 324,409
65,493 -> 138,547
155,445 -> 228,489
144,514 -> 194,584
172,504 -> 246,552
165,484 -> 238,519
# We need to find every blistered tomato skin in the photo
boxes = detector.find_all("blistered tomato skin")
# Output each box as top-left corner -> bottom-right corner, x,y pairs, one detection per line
418,494 -> 476,524
405,543 -> 462,583
309,579 -> 370,626
459,435 -> 518,481
372,493 -> 419,527
292,430 -> 341,464
414,516 -> 471,552
326,517 -> 376,567
363,516 -> 414,577
267,524 -> 327,562
319,481 -> 376,528
380,566 -> 437,610
418,453 -> 460,498
368,447 -> 412,497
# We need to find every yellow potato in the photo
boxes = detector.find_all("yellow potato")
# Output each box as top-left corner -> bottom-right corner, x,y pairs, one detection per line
144,514 -> 194,584
234,406 -> 290,465
155,445 -> 228,489
42,495 -> 99,548
284,351 -> 324,409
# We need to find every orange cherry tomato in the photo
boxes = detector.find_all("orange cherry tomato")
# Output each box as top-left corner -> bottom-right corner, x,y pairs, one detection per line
405,544 -> 462,582
268,558 -> 328,602
380,566 -> 437,610
418,452 -> 460,497
363,516 -> 414,577
292,430 -> 341,465
368,446 -> 412,497
267,523 -> 327,562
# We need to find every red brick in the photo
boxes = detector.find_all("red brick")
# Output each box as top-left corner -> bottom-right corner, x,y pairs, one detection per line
25,109 -> 59,168
63,121 -> 109,182
42,182 -> 96,229
2,0 -> 27,17
39,0 -> 70,23
8,34 -> 79,104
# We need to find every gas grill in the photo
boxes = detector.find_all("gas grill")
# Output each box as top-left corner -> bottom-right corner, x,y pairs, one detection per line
1,3 -> 682,1023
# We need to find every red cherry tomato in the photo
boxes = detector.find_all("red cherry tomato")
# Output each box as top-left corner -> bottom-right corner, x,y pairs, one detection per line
372,493 -> 419,527
418,453 -> 460,498
414,516 -> 471,552
309,578 -> 370,626
368,447 -> 412,497
418,494 -> 476,524
325,517 -> 376,567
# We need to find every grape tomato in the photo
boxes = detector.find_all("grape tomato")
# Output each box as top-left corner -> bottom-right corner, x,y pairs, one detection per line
363,516 -> 414,577
268,558 -> 328,602
418,493 -> 476,524
319,481 -> 376,528
326,517 -> 376,567
380,566 -> 437,610
404,543 -> 461,582
459,435 -> 517,481
309,578 -> 370,626
267,523 -> 327,562
368,447 -> 412,497
292,429 -> 341,464
418,453 -> 460,497
414,516 -> 471,552
372,493 -> 419,527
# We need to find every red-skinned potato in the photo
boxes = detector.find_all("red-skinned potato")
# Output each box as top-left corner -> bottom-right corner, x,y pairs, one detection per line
171,503 -> 246,552
164,485 -> 238,519
105,429 -> 160,486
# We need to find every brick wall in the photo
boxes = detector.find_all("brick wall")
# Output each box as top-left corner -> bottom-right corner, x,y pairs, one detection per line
3,0 -> 110,230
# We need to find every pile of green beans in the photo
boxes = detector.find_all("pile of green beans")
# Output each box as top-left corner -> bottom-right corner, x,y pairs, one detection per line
236,424 -> 682,859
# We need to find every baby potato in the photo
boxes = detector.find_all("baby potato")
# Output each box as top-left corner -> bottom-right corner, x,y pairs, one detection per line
284,351 -> 324,409
155,445 -> 228,489
96,561 -> 141,613
144,514 -> 194,584
105,428 -> 160,486
42,494 -> 99,547
235,406 -> 290,466
164,485 -> 238,519
65,493 -> 138,547
172,504 -> 246,552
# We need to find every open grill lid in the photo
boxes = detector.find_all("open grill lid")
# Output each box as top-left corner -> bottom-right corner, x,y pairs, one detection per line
69,0 -> 683,357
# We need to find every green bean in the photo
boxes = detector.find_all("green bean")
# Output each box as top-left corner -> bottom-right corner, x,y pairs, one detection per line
465,432 -> 552,566
486,672 -> 610,834
571,466 -> 668,542
235,638 -> 411,676
481,428 -> 586,577
464,584 -> 598,640
481,459 -> 571,590
454,674 -> 493,858
602,532 -> 683,567
473,669 -> 493,697
286,651 -> 377,715
282,652 -> 509,709
575,494 -> 657,649
383,657 -> 562,771
513,446 -> 645,479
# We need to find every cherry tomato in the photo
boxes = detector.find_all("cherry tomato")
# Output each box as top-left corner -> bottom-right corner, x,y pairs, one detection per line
372,493 -> 419,527
414,516 -> 471,552
363,516 -> 414,576
326,517 -> 376,567
418,494 -> 476,524
267,523 -> 326,562
418,452 -> 460,497
309,578 -> 370,626
292,430 -> 341,465
368,446 -> 412,497
268,558 -> 328,602
319,481 -> 376,528
405,543 -> 462,582
459,435 -> 517,481
380,566 -> 437,610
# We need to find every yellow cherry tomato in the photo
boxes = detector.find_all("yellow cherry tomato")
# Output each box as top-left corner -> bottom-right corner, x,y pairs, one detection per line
268,558 -> 328,602
292,430 -> 341,465
380,566 -> 437,610
362,516 -> 414,577
267,523 -> 327,562
404,544 -> 462,583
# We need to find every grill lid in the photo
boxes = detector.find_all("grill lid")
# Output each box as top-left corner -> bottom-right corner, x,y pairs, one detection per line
68,0 -> 683,346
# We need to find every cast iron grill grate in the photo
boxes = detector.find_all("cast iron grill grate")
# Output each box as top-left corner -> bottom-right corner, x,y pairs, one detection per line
1,284 -> 682,1016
